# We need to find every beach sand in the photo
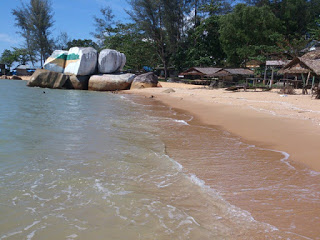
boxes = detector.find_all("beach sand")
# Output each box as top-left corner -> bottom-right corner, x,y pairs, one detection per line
127,82 -> 320,172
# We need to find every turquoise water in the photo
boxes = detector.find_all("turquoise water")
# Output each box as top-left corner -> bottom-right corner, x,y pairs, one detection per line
0,80 -> 319,239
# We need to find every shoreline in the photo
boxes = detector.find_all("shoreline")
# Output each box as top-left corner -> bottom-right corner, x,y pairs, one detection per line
125,82 -> 320,172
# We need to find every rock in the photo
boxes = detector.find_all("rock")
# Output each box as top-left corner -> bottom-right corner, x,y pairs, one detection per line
88,73 -> 136,91
118,53 -> 126,72
27,69 -> 68,89
44,50 -> 68,73
64,47 -> 97,76
98,49 -> 125,73
63,75 -> 89,90
130,72 -> 158,90
11,75 -> 22,80
162,88 -> 175,93
0,75 -> 8,79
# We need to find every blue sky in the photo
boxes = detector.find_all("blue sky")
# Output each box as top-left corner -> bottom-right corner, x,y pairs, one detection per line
0,0 -> 131,55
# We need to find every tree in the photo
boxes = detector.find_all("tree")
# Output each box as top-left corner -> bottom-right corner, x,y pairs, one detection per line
92,6 -> 115,47
66,39 -> 99,50
310,17 -> 320,41
12,0 -> 54,66
55,32 -> 71,50
128,0 -> 188,79
177,1 -> 226,69
13,48 -> 30,65
102,23 -> 159,71
219,4 -> 283,65
0,49 -> 17,69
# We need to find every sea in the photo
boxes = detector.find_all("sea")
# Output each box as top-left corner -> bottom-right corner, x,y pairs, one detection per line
0,80 -> 319,240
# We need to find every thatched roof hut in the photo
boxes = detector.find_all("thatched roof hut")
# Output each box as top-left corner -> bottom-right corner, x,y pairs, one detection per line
279,54 -> 320,76
179,67 -> 222,79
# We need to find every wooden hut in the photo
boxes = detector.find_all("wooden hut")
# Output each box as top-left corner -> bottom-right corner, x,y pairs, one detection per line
179,67 -> 222,80
211,68 -> 254,82
279,50 -> 320,94
14,65 -> 36,76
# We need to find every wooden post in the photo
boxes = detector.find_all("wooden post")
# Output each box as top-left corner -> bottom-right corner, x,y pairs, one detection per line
263,67 -> 267,85
306,72 -> 311,94
269,68 -> 274,88
301,73 -> 306,95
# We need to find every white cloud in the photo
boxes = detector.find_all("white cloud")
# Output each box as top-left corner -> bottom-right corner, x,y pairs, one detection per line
0,33 -> 20,44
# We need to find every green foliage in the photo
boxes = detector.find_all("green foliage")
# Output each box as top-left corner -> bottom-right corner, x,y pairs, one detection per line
12,0 -> 54,65
219,4 -> 283,66
0,49 -> 17,68
55,32 -> 71,50
92,6 -> 115,47
102,23 -> 159,71
66,39 -> 99,50
309,17 -> 320,41
13,48 -> 30,65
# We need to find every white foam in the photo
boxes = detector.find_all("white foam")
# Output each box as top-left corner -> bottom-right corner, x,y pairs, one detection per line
26,230 -> 36,240
174,119 -> 189,125
66,234 -> 78,239
24,221 -> 41,231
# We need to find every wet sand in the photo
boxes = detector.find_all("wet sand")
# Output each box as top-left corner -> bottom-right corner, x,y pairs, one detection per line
127,82 -> 320,172
126,86 -> 320,239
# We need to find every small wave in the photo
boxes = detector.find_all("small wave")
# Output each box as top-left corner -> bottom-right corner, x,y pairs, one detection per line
174,119 -> 189,125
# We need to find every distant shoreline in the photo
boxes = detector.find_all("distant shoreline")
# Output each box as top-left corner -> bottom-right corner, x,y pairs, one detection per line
125,82 -> 320,171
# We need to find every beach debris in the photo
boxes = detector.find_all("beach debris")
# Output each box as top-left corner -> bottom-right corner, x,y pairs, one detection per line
43,50 -> 68,73
98,49 -> 126,74
279,85 -> 295,95
130,72 -> 158,90
64,47 -> 98,76
27,69 -> 68,89
162,88 -> 175,93
88,73 -> 136,91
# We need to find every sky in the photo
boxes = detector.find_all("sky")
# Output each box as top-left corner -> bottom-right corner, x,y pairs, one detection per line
0,0 -> 131,58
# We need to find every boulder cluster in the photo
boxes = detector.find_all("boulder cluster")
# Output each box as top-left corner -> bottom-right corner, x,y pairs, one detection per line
27,47 -> 159,91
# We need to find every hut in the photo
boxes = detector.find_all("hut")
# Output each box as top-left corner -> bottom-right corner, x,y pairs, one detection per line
279,50 -> 320,94
211,68 -> 254,82
179,67 -> 222,80
14,65 -> 36,76
245,60 -> 262,69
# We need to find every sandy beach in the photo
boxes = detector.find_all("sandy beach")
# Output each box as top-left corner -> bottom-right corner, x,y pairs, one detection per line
127,82 -> 320,172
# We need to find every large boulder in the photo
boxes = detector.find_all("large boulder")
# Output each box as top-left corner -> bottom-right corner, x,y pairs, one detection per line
88,73 -> 135,91
43,50 -> 68,73
130,72 -> 158,90
64,47 -> 97,76
27,69 -> 68,89
98,49 -> 126,74
63,75 -> 89,90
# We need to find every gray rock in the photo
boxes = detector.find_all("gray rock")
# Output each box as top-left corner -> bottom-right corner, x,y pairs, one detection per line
88,73 -> 136,91
64,47 -> 97,76
63,75 -> 89,90
130,72 -> 158,90
27,69 -> 68,89
11,76 -> 22,80
118,53 -> 126,72
98,49 -> 125,73
43,50 -> 68,73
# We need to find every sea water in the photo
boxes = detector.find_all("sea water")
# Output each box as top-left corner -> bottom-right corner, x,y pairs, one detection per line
0,80 -> 319,239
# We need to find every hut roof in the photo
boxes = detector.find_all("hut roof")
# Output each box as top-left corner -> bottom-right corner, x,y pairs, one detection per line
14,65 -> 36,70
212,68 -> 254,77
266,60 -> 290,67
301,50 -> 320,60
279,57 -> 320,75
180,67 -> 222,76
